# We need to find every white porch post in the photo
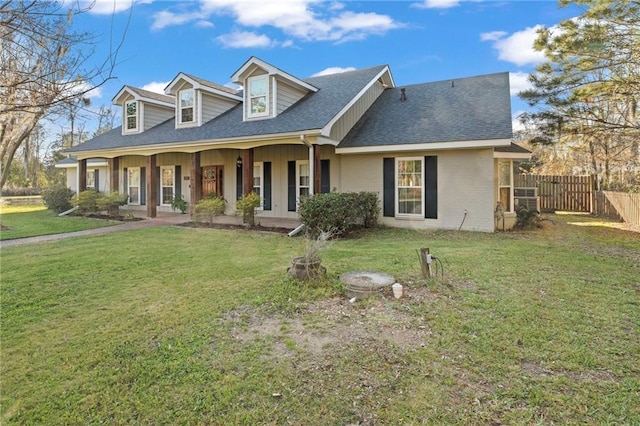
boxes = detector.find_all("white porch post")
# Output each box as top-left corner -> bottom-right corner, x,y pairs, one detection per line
308,145 -> 314,196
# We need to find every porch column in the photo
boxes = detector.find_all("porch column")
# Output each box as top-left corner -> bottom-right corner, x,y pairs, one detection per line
146,154 -> 157,218
242,148 -> 254,195
308,145 -> 314,196
190,152 -> 202,209
108,157 -> 119,194
313,144 -> 321,195
78,159 -> 87,192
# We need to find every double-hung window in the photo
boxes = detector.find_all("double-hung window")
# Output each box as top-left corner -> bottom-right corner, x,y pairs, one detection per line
248,75 -> 268,118
253,162 -> 263,209
396,158 -> 423,216
161,166 -> 174,206
128,167 -> 140,204
125,100 -> 138,131
498,160 -> 512,212
179,89 -> 195,124
297,161 -> 310,198
86,171 -> 95,189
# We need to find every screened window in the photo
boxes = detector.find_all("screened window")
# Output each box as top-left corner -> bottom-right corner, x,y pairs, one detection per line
161,166 -> 174,205
396,158 -> 423,216
297,161 -> 309,198
498,160 -> 512,212
179,89 -> 194,123
128,167 -> 140,204
248,75 -> 268,117
86,171 -> 95,189
253,163 -> 263,209
125,100 -> 137,131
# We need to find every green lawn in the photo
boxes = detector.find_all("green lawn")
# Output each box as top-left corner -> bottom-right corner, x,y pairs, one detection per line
1,215 -> 638,424
0,204 -> 119,240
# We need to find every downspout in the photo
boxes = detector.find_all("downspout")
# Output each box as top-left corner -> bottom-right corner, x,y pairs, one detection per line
300,135 -> 314,196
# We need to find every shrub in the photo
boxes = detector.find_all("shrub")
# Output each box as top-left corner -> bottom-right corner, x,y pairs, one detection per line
97,192 -> 128,218
171,194 -> 188,214
236,192 -> 261,227
513,204 -> 542,230
299,191 -> 380,238
1,187 -> 42,197
75,189 -> 101,215
194,196 -> 226,223
41,185 -> 74,213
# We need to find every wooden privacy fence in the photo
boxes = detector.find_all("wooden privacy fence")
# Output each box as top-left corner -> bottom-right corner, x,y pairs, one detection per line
514,174 -> 594,213
593,191 -> 640,226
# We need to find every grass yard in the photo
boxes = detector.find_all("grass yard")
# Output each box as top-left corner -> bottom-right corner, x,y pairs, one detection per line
1,214 -> 638,424
0,204 -> 119,240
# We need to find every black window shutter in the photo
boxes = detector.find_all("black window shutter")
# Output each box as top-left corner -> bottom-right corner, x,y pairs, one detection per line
140,167 -> 146,205
94,169 -> 99,192
263,162 -> 272,211
123,168 -> 128,197
383,158 -> 395,217
236,163 -> 243,200
424,156 -> 438,219
175,165 -> 182,199
287,161 -> 296,212
320,160 -> 330,193
156,166 -> 161,206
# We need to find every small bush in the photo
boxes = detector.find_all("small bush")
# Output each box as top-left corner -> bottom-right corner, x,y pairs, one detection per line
1,187 -> 42,197
299,191 -> 380,238
236,192 -> 261,227
171,195 -> 188,214
513,204 -> 542,230
194,196 -> 226,223
97,192 -> 128,218
75,189 -> 101,215
41,185 -> 74,213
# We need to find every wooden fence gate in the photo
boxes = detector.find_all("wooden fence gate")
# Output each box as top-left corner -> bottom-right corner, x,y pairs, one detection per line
514,174 -> 594,213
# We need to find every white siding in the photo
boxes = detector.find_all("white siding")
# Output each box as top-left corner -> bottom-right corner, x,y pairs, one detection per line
339,148 -> 496,232
330,80 -> 385,141
276,79 -> 306,115
201,93 -> 239,123
143,104 -> 173,130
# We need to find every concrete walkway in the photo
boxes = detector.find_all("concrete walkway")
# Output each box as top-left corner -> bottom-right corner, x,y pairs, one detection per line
0,214 -> 301,249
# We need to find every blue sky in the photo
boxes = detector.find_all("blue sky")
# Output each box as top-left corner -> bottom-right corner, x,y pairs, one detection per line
66,0 -> 580,138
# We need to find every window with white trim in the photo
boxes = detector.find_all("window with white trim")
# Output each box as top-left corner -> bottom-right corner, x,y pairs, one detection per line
125,100 -> 138,131
248,75 -> 268,118
498,160 -> 512,212
253,162 -> 263,209
297,161 -> 310,198
396,158 -> 423,216
128,167 -> 140,204
179,89 -> 195,124
161,166 -> 174,206
86,171 -> 95,189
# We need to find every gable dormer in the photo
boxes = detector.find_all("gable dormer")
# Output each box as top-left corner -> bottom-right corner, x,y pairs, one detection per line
164,73 -> 242,129
112,86 -> 174,136
231,56 -> 318,122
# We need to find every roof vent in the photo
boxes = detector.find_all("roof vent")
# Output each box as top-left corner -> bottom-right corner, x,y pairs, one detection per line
400,88 -> 407,102
451,80 -> 455,88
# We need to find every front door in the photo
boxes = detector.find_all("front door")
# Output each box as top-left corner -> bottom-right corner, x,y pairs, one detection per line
202,166 -> 223,197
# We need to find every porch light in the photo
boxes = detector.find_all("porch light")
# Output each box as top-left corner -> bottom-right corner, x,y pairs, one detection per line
236,156 -> 242,168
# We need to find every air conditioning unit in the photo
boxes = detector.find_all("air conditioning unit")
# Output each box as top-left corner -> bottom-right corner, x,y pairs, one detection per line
514,187 -> 539,212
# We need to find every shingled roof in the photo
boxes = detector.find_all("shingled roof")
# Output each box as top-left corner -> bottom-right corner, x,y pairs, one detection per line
67,65 -> 388,153
339,72 -> 513,148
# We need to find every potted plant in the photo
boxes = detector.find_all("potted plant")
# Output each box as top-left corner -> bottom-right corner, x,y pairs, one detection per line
171,194 -> 188,214
287,230 -> 333,280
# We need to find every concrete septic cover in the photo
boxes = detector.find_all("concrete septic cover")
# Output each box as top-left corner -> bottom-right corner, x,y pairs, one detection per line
340,271 -> 395,300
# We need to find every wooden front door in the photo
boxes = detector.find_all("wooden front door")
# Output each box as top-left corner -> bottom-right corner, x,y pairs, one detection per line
202,166 -> 223,197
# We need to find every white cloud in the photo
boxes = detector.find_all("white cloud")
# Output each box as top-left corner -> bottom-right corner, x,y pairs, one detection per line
86,0 -> 151,15
195,20 -> 215,28
141,81 -> 170,94
412,0 -> 460,9
311,66 -> 356,77
509,72 -> 533,96
481,25 -> 546,66
151,0 -> 403,44
216,31 -> 274,48
512,110 -> 528,133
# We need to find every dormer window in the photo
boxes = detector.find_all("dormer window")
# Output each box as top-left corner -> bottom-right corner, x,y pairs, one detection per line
248,75 -> 269,118
125,100 -> 138,131
179,89 -> 195,124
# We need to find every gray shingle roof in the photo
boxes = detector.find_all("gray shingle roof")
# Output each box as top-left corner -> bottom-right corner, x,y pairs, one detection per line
183,73 -> 240,95
126,86 -> 174,104
67,65 -> 388,153
495,143 -> 531,153
339,72 -> 513,148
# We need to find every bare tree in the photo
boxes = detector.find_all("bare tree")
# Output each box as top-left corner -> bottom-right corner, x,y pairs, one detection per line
0,0 -> 129,189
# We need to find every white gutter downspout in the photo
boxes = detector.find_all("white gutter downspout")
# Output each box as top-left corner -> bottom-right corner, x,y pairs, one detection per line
300,135 -> 314,196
